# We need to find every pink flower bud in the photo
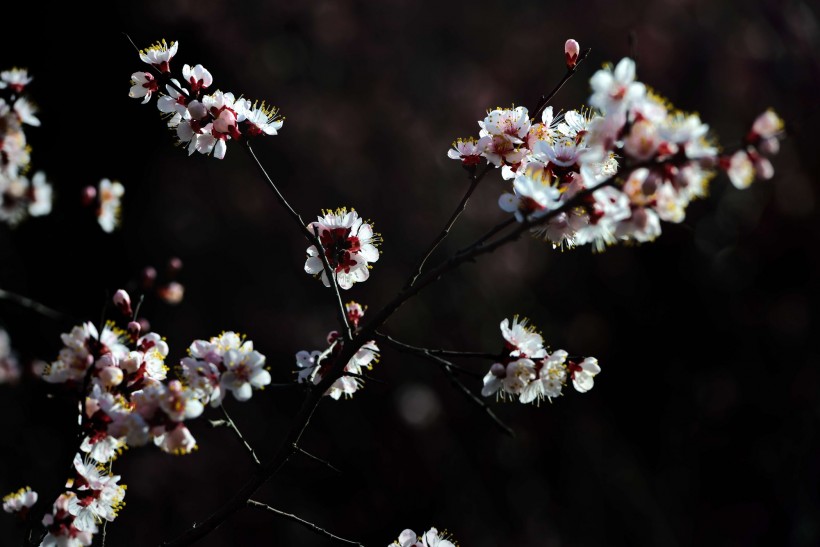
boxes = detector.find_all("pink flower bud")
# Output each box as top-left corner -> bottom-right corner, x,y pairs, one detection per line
81,186 -> 97,206
326,330 -> 341,345
113,289 -> 133,317
490,363 -> 507,378
128,321 -> 141,340
565,39 -> 580,69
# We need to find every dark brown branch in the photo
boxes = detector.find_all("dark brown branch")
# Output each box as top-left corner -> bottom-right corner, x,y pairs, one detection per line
376,333 -> 491,376
404,163 -> 493,289
220,404 -> 262,468
247,500 -> 364,546
0,288 -> 73,323
421,351 -> 514,438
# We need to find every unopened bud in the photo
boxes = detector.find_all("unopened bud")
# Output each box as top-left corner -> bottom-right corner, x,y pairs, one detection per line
565,39 -> 580,69
81,186 -> 97,206
128,321 -> 141,339
113,289 -> 132,317
327,330 -> 341,345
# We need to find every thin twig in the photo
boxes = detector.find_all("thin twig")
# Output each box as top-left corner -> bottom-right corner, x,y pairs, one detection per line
220,404 -> 262,468
404,163 -> 493,289
247,500 -> 364,546
422,352 -> 514,438
343,370 -> 387,385
532,48 -> 592,122
0,288 -> 73,323
376,333 -> 491,376
456,216 -> 516,255
243,143 -> 351,341
292,444 -> 341,474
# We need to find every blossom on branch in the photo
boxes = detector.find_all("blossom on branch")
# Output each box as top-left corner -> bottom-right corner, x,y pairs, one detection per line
3,486 -> 37,515
304,208 -> 380,290
295,302 -> 380,399
388,527 -> 456,547
482,316 -> 599,404
129,40 -> 284,159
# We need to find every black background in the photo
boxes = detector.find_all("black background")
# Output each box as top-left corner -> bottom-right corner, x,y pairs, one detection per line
1,0 -> 819,545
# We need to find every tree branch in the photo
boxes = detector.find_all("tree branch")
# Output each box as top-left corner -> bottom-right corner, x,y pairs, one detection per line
0,288 -> 73,323
247,500 -> 364,546
404,163 -> 492,289
292,444 -> 341,474
375,332 -> 490,376
220,404 -> 262,468
532,47 -> 592,122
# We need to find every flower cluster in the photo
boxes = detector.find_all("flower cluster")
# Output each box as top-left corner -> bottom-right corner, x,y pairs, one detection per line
304,208 -> 381,290
389,527 -> 457,547
0,327 -> 20,384
40,316 -> 204,460
449,52 -> 783,250
129,40 -> 284,159
2,486 -> 37,516
723,109 -> 784,189
40,454 -> 126,546
0,68 -> 52,226
179,331 -> 271,406
295,301 -> 380,399
481,316 -> 600,404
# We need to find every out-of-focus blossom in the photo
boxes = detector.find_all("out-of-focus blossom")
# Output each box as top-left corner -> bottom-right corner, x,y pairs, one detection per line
96,178 -> 124,233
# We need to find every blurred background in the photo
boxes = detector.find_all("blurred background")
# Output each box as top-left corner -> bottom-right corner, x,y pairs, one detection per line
1,0 -> 819,545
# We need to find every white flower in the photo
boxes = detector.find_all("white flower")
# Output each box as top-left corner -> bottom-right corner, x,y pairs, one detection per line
182,63 -> 213,93
520,350 -> 568,404
244,102 -> 284,137
0,328 -> 21,384
389,528 -> 456,547
480,106 -> 531,144
97,178 -> 124,233
3,486 -> 37,513
447,136 -> 490,166
128,72 -> 158,104
500,316 -> 546,359
589,57 -> 646,113
68,454 -> 126,531
41,493 -> 96,547
13,97 -> 40,126
305,208 -> 380,290
726,150 -> 755,189
28,171 -> 53,217
569,357 -> 601,393
498,172 -> 561,222
139,39 -> 179,72
0,68 -> 32,92
220,347 -> 271,402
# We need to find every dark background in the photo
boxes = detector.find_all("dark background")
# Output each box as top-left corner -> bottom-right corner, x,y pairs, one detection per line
2,0 -> 819,545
